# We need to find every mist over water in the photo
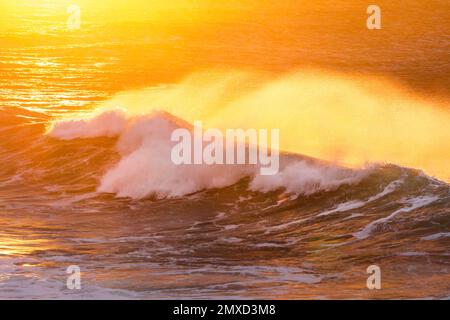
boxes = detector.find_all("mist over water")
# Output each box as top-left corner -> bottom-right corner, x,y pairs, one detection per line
73,70 -> 450,181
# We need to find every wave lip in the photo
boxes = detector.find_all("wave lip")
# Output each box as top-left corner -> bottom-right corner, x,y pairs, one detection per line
48,110 -> 127,140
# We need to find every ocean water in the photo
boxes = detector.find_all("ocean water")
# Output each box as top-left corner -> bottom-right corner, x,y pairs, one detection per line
0,0 -> 449,299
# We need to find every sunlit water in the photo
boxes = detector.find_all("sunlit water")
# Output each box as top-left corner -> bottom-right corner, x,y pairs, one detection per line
0,0 -> 449,299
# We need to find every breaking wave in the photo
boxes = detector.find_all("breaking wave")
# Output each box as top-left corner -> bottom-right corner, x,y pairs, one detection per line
48,110 -> 369,199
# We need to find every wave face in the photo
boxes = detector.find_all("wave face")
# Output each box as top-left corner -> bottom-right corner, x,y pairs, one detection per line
0,107 -> 449,299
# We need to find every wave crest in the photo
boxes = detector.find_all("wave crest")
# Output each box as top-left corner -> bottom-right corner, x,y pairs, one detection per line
48,110 -> 368,199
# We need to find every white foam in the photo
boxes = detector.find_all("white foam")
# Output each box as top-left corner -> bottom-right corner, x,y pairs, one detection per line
318,178 -> 403,216
421,232 -> 450,241
0,256 -> 138,299
250,160 -> 367,196
49,111 -> 368,199
354,195 -> 439,240
397,252 -> 428,257
318,200 -> 365,217
343,213 -> 364,220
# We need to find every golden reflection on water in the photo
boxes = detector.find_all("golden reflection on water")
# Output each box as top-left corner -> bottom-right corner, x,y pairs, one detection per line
0,236 -> 53,256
